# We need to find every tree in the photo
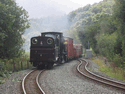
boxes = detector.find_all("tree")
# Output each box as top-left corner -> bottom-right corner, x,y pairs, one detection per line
85,23 -> 100,52
0,0 -> 29,59
97,32 -> 117,60
113,0 -> 125,60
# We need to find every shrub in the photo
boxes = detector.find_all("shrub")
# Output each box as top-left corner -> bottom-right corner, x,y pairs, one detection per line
113,54 -> 123,67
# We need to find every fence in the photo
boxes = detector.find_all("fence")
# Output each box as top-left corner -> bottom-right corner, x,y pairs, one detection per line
0,56 -> 33,77
3,60 -> 32,72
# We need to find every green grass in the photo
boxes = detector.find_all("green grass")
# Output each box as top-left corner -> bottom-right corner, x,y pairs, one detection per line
0,77 -> 7,84
91,58 -> 125,82
0,51 -> 33,84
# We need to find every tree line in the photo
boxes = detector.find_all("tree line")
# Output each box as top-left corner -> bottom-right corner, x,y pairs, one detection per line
68,0 -> 125,67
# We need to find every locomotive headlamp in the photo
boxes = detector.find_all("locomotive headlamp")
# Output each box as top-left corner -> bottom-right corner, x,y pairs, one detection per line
47,38 -> 53,44
32,38 -> 38,44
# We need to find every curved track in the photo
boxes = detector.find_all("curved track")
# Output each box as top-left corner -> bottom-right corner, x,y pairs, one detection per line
22,69 -> 45,94
77,59 -> 125,91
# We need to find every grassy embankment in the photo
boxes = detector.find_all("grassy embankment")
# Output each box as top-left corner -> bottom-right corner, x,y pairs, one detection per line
0,51 -> 32,84
90,57 -> 125,82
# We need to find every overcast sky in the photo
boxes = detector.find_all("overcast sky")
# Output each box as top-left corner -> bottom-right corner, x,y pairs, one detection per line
16,0 -> 103,18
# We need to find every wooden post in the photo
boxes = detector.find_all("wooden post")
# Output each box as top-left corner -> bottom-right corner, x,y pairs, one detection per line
13,60 -> 16,71
21,61 -> 23,70
27,61 -> 28,69
18,61 -> 19,71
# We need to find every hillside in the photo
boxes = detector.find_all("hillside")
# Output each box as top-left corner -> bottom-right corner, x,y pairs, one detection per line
67,0 -> 125,68
23,0 -> 115,51
23,15 -> 69,51
67,0 -> 114,43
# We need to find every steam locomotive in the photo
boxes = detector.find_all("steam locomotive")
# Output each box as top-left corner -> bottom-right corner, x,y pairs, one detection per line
30,32 -> 82,69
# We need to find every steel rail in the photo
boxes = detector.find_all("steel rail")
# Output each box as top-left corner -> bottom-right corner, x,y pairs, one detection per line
22,70 -> 34,94
22,69 -> 45,94
77,59 -> 125,90
36,70 -> 46,94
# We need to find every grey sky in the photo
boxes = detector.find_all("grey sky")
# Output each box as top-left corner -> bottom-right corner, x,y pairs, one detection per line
16,0 -> 103,18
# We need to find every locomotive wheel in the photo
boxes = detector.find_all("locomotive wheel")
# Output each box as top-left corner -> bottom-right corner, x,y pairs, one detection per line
61,55 -> 65,63
37,65 -> 41,70
33,62 -> 37,67
37,64 -> 45,69
47,63 -> 54,69
41,64 -> 45,69
64,56 -> 68,62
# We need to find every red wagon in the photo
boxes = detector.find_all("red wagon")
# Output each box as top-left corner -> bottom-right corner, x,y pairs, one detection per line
73,44 -> 83,58
64,37 -> 74,60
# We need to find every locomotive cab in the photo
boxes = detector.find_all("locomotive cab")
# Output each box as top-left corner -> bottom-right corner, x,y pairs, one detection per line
30,32 -> 65,69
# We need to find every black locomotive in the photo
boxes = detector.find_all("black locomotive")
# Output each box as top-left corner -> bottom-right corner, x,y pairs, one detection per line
30,32 -> 67,69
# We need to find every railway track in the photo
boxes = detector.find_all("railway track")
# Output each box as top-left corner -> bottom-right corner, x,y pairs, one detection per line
77,59 -> 125,91
22,69 -> 45,94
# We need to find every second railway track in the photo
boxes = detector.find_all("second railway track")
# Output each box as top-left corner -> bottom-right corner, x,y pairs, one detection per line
77,59 -> 125,91
22,69 -> 45,94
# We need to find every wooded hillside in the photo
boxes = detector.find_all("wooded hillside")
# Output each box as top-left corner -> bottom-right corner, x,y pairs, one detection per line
68,0 -> 125,67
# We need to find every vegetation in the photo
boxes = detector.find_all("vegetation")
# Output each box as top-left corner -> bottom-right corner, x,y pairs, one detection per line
91,58 -> 125,81
67,0 -> 125,68
0,0 -> 31,83
0,0 -> 29,59
0,52 -> 32,84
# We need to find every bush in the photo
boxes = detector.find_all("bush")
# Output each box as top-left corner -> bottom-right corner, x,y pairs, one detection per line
0,53 -> 32,78
113,54 -> 123,67
97,32 -> 117,60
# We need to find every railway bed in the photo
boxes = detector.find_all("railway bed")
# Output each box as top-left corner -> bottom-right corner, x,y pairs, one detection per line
0,59 -> 122,93
22,69 -> 45,94
77,59 -> 125,91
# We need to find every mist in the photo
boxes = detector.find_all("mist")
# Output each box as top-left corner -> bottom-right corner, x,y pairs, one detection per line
16,0 -> 83,51
23,15 -> 70,51
16,0 -> 82,18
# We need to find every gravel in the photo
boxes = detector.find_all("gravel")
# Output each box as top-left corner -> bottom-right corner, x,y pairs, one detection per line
0,69 -> 32,94
0,59 -> 124,94
39,60 -> 124,94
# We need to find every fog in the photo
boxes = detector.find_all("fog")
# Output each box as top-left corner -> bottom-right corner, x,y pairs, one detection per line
16,0 -> 102,18
16,0 -> 83,18
22,15 -> 70,51
16,0 -> 102,50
